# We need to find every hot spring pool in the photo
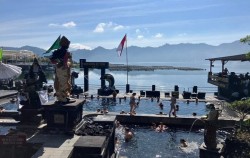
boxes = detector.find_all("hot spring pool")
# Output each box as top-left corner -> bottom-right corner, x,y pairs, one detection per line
84,98 -> 210,116
115,126 -> 204,158
2,97 -> 210,116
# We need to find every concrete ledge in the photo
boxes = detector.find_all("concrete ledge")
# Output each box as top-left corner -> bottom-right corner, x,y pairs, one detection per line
116,114 -> 236,128
83,113 -> 237,129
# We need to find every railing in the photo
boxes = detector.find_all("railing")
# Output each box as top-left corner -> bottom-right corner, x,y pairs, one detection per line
47,82 -> 217,95
208,73 -> 229,88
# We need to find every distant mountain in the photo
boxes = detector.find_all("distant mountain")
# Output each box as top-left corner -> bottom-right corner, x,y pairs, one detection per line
3,41 -> 250,65
3,45 -> 45,57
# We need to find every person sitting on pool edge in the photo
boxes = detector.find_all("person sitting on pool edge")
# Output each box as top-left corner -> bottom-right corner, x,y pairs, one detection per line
180,139 -> 188,147
124,127 -> 133,142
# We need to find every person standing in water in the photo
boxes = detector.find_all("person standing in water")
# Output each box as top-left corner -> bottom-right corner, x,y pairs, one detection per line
129,93 -> 136,115
169,95 -> 177,117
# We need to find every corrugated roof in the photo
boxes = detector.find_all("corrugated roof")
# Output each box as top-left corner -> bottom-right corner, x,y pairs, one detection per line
206,54 -> 250,61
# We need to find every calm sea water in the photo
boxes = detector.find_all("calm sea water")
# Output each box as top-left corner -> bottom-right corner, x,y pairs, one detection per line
70,68 -> 216,94
49,60 -> 249,94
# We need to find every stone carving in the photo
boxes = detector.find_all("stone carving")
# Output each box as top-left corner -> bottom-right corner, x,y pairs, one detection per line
21,58 -> 47,108
50,36 -> 75,104
204,105 -> 219,150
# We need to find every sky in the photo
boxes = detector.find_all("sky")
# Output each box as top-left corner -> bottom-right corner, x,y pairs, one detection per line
0,0 -> 250,50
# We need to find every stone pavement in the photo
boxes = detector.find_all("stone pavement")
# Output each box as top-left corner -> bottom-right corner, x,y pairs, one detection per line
29,132 -> 80,158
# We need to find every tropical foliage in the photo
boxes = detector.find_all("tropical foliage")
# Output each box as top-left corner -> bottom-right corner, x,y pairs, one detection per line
240,35 -> 250,59
228,98 -> 250,120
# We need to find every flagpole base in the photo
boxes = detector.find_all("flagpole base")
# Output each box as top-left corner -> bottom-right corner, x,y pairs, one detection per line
126,84 -> 130,93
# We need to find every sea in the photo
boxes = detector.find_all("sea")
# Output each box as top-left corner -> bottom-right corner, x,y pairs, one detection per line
46,60 -> 249,95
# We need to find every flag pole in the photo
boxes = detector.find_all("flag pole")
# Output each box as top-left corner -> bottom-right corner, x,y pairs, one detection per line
125,34 -> 128,85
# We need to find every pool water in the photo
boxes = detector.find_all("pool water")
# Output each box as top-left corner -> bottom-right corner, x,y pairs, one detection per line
84,98 -> 209,116
115,126 -> 203,158
2,97 -> 210,116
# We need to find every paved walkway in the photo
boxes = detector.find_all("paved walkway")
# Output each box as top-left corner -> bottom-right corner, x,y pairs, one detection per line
29,130 -> 80,158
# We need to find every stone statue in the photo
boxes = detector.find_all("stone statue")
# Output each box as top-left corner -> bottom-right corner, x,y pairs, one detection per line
204,105 -> 219,150
22,58 -> 47,108
50,36 -> 75,104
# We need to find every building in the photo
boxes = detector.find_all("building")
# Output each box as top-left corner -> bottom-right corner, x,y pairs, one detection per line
206,53 -> 250,100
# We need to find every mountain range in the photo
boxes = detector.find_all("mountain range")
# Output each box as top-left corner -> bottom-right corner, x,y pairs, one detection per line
3,40 -> 250,65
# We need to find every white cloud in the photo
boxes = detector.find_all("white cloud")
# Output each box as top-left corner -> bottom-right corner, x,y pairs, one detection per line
113,25 -> 124,31
93,23 -> 106,33
135,29 -> 141,34
154,33 -> 163,38
48,23 -> 60,27
93,22 -> 125,33
137,35 -> 144,39
70,43 -> 92,50
62,21 -> 76,28
48,21 -> 76,28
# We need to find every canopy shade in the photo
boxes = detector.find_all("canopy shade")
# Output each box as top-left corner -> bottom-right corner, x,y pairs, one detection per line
206,54 -> 250,62
0,62 -> 22,79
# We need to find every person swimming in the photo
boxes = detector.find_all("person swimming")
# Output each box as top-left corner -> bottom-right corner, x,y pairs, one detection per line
180,139 -> 188,147
155,122 -> 168,132
124,127 -> 133,142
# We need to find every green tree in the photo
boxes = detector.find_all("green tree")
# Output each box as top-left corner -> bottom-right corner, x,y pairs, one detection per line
240,35 -> 250,44
228,99 -> 250,120
240,35 -> 250,59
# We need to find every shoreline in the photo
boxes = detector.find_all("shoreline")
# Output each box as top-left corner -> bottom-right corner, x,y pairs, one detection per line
109,64 -> 205,71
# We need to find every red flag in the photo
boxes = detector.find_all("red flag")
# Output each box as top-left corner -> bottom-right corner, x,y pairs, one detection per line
116,34 -> 127,56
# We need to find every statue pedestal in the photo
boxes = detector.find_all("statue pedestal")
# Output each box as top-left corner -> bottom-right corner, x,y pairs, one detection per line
73,136 -> 106,158
199,142 -> 224,158
19,107 -> 44,125
42,99 -> 83,131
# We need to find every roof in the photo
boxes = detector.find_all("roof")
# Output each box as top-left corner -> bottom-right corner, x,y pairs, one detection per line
206,54 -> 250,61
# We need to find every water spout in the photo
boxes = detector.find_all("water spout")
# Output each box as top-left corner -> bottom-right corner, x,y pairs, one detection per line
189,118 -> 205,134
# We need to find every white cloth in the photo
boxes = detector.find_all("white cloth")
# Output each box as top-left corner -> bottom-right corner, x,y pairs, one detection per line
37,90 -> 48,104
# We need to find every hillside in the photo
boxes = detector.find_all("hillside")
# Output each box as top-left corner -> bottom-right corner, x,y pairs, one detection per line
2,41 -> 250,66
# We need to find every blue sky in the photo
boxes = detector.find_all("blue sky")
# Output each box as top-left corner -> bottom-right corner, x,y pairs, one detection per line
1,0 -> 250,50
